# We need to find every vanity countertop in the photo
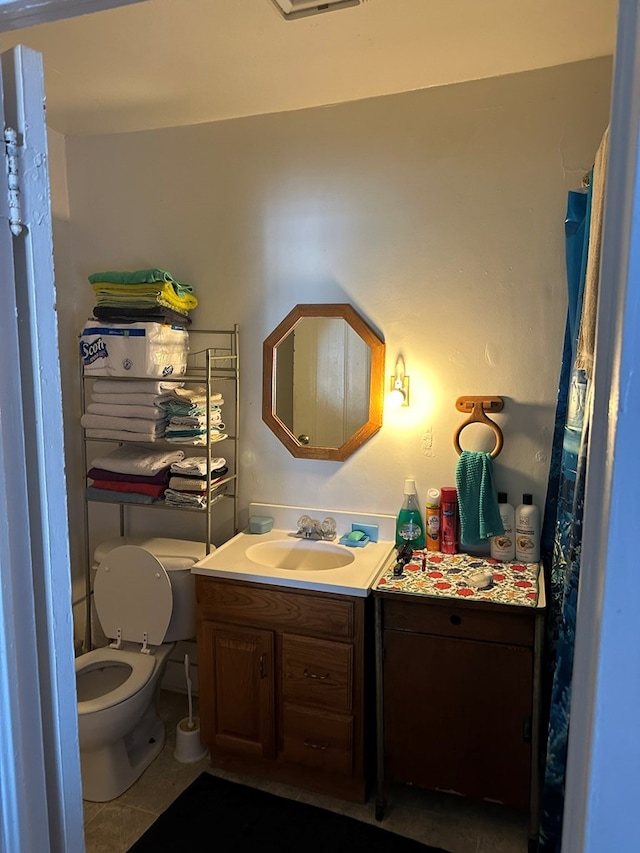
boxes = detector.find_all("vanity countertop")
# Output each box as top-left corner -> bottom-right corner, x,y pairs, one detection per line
192,527 -> 396,597
373,550 -> 545,609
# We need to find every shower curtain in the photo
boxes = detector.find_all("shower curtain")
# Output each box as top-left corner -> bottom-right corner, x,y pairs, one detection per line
539,127 -> 609,852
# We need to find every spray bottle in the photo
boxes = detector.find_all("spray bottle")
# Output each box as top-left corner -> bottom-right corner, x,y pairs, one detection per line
425,488 -> 441,551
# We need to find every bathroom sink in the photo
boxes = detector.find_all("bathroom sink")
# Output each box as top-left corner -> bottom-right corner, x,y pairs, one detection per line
192,523 -> 396,597
246,539 -> 355,571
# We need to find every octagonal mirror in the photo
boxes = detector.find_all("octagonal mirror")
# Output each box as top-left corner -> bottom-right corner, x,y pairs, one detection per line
262,304 -> 385,461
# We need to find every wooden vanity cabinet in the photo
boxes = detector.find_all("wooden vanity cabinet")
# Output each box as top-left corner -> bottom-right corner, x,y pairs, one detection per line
196,575 -> 370,801
375,592 -> 543,822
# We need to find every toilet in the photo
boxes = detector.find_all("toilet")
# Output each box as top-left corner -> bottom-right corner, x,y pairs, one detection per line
76,537 -> 209,802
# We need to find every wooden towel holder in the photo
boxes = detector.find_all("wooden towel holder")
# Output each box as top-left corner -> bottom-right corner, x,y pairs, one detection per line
453,396 -> 504,459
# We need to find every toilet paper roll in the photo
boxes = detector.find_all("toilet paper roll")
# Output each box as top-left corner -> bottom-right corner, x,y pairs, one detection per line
174,717 -> 208,763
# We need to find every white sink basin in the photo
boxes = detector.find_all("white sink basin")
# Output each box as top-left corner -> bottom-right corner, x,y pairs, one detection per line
246,539 -> 356,571
192,528 -> 395,597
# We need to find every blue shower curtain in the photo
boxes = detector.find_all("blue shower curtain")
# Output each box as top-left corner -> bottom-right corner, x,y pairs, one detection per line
538,181 -> 593,852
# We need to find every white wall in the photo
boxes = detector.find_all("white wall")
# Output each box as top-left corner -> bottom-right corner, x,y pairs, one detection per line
57,57 -> 612,594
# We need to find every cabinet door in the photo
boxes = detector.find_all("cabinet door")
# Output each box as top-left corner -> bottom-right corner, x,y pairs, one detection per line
384,629 -> 532,810
199,621 -> 275,758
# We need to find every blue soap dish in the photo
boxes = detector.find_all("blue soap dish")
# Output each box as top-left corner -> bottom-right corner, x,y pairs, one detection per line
248,515 -> 274,534
339,532 -> 371,548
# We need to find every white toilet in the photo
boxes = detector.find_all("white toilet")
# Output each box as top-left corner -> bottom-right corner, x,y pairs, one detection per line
76,537 -> 208,802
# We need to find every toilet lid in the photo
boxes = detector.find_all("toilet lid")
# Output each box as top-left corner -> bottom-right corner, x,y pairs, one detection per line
94,545 -> 173,646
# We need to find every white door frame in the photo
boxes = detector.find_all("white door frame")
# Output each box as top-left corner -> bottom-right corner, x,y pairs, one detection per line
0,1 -> 638,851
0,44 -> 84,852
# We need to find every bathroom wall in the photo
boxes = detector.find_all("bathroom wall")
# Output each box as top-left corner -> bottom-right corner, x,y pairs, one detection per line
57,56 -> 612,629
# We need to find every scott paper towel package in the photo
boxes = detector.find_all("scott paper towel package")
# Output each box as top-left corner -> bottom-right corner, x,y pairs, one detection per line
79,321 -> 189,377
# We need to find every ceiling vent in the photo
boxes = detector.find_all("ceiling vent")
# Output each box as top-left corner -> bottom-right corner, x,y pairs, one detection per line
271,0 -> 361,20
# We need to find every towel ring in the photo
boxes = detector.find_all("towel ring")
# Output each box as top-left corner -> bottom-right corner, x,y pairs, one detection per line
453,396 -> 504,459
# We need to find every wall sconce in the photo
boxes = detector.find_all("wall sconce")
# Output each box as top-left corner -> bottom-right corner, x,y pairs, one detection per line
387,355 -> 409,407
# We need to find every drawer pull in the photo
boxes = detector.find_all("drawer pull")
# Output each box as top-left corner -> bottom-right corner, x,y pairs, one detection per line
259,653 -> 267,679
304,739 -> 330,751
449,614 -> 462,626
303,668 -> 330,681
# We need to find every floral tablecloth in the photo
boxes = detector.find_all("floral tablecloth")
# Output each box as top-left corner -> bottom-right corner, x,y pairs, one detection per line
374,550 -> 541,608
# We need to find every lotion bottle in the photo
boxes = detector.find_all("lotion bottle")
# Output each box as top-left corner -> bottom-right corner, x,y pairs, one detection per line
490,492 -> 515,561
515,493 -> 540,562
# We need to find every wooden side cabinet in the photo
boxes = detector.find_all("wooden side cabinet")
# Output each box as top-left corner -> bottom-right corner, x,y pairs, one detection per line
374,590 -> 544,842
196,575 -> 369,802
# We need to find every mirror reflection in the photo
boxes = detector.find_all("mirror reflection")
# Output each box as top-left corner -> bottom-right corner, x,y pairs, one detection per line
262,304 -> 385,461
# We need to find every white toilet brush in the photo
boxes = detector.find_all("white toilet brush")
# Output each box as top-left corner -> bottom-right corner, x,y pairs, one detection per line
174,653 -> 208,763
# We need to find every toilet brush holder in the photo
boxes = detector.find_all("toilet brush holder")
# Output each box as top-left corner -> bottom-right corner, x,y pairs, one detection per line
174,717 -> 208,763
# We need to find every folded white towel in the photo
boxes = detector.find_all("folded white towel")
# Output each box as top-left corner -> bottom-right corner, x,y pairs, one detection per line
169,412 -> 223,427
167,386 -> 223,405
91,392 -> 171,407
164,489 -> 208,508
164,432 -> 227,446
81,413 -> 167,433
90,445 -> 185,475
87,402 -> 167,420
85,428 -> 163,443
92,378 -> 183,395
170,456 -> 226,476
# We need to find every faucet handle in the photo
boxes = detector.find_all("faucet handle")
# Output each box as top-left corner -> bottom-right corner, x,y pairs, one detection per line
321,517 -> 337,539
297,514 -> 313,531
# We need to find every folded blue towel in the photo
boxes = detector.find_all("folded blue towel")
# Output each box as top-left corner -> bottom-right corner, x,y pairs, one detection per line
455,451 -> 504,546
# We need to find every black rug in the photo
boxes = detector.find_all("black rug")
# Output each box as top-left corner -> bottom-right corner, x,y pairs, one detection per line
128,772 -> 449,852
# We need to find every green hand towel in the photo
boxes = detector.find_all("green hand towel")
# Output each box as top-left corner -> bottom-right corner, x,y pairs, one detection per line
455,450 -> 504,546
88,269 -> 193,295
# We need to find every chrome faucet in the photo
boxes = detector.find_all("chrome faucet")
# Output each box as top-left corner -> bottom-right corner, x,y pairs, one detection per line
296,515 -> 337,541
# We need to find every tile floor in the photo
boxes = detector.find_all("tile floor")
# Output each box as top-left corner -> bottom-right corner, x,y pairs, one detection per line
83,690 -> 531,853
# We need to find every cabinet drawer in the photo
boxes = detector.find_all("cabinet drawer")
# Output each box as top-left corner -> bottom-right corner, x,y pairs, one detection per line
383,597 -> 534,646
282,634 -> 353,711
282,704 -> 353,776
196,577 -> 355,639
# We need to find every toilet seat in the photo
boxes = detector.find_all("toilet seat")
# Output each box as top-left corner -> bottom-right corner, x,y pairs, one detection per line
94,545 -> 173,647
76,647 -> 156,714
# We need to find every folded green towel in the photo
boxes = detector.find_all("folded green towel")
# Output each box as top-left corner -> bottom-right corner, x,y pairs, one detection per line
455,450 -> 504,546
88,269 -> 193,295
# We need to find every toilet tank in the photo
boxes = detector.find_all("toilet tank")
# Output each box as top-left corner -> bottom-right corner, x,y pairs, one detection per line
92,537 -> 215,643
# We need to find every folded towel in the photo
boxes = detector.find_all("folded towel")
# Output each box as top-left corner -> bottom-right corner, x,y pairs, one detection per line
91,479 -> 167,499
169,413 -> 223,427
87,466 -> 171,485
164,431 -> 227,446
90,445 -> 184,475
164,489 -> 208,508
91,392 -> 172,408
88,269 -> 193,293
170,456 -> 226,476
166,386 -> 223,405
168,470 -> 228,492
92,378 -> 183,395
85,485 -> 161,505
455,451 -> 504,546
84,427 -> 163,442
91,281 -> 198,312
93,305 -> 192,327
168,476 -> 207,493
81,413 -> 167,433
86,403 -> 168,420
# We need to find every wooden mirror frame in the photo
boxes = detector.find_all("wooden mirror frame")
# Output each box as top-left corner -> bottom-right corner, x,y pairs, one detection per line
262,304 -> 385,461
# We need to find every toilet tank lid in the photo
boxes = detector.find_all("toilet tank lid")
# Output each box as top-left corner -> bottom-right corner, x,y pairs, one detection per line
93,536 -> 214,568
